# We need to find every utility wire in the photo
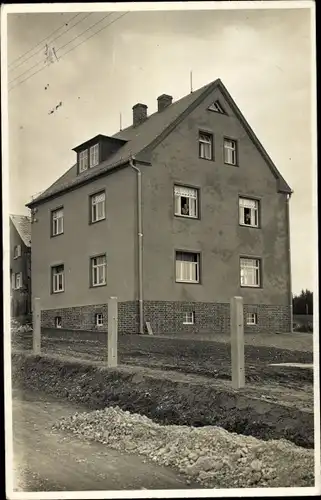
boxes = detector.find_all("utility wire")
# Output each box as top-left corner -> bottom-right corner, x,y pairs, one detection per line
56,12 -> 113,54
9,12 -> 128,92
9,13 -> 81,70
9,12 -> 94,82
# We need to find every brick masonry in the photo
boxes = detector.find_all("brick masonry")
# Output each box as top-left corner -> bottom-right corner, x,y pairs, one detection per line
41,300 -> 291,334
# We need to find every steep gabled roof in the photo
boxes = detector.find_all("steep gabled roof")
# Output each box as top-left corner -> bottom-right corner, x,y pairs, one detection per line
27,79 -> 291,208
10,214 -> 31,247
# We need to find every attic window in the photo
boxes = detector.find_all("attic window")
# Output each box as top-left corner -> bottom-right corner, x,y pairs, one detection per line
208,100 -> 225,114
89,144 -> 99,168
79,150 -> 88,172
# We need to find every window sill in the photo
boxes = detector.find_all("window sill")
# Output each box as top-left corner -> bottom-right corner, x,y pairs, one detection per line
52,290 -> 64,294
224,161 -> 238,167
239,223 -> 260,229
240,285 -> 261,289
90,283 -> 107,288
51,232 -> 64,238
183,322 -> 195,325
199,156 -> 214,162
176,280 -> 200,285
174,214 -> 199,220
90,217 -> 106,225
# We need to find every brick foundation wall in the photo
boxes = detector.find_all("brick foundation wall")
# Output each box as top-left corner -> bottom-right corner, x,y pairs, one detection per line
41,301 -> 291,334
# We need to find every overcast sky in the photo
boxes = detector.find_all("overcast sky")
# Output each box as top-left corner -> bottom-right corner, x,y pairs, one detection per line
5,3 -> 315,295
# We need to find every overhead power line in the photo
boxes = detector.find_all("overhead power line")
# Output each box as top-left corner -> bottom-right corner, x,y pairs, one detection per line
9,13 -> 82,70
9,12 -> 94,80
9,12 -> 128,92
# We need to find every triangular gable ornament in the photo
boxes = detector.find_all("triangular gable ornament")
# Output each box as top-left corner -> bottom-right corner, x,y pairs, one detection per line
208,100 -> 226,114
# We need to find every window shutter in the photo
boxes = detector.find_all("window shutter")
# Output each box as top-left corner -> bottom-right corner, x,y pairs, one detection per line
18,245 -> 21,256
11,274 -> 15,290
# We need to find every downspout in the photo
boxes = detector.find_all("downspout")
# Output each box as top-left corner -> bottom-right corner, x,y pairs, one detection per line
286,191 -> 293,333
129,156 -> 144,334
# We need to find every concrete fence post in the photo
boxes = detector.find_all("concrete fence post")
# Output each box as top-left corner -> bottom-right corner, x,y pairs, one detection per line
33,297 -> 41,355
230,296 -> 245,389
108,296 -> 118,368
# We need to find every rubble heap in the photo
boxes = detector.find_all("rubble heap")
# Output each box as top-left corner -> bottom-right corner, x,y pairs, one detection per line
53,406 -> 314,488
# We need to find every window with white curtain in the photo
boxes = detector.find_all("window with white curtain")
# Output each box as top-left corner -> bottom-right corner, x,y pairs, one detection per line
52,265 -> 64,293
79,149 -> 88,172
240,258 -> 261,287
52,208 -> 64,235
176,252 -> 200,283
89,144 -> 99,167
224,138 -> 237,165
239,198 -> 259,227
91,191 -> 106,223
199,132 -> 213,160
91,255 -> 107,286
174,185 -> 198,218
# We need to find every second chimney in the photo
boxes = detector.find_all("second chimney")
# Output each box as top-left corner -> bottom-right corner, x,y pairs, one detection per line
157,94 -> 173,112
133,103 -> 147,127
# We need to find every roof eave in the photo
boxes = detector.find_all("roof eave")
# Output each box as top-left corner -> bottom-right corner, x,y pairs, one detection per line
26,160 -> 130,209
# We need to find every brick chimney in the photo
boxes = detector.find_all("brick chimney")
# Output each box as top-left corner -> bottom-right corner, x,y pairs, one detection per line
133,103 -> 147,127
157,94 -> 173,112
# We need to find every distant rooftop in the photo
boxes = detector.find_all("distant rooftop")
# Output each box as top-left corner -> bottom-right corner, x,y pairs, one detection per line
10,214 -> 31,247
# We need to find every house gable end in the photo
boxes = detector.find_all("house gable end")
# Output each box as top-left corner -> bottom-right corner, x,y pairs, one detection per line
138,80 -> 292,194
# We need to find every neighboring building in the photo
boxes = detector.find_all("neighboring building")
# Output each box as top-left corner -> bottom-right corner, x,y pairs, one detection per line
27,79 -> 293,334
10,214 -> 32,320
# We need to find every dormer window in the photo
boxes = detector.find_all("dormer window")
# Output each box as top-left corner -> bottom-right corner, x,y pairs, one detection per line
74,135 -> 127,176
89,144 -> 99,167
79,150 -> 88,172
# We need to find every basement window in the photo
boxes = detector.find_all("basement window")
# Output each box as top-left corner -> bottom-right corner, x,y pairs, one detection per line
246,312 -> 257,325
183,311 -> 195,325
95,313 -> 103,326
55,316 -> 62,328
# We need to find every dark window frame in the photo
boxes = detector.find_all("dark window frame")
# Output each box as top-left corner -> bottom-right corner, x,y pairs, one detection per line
50,263 -> 65,294
223,137 -> 238,166
238,196 -> 261,229
173,183 -> 201,220
89,190 -> 106,225
50,205 -> 64,237
89,253 -> 107,288
239,256 -> 262,289
174,249 -> 202,285
198,130 -> 214,161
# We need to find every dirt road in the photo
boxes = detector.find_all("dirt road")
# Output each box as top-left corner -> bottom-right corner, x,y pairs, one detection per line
11,389 -> 195,492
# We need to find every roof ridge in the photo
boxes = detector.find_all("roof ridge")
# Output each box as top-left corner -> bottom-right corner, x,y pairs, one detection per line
27,77 -> 291,207
114,80 -> 213,137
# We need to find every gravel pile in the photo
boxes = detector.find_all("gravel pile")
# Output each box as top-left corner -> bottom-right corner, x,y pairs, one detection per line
53,406 -> 314,488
